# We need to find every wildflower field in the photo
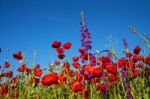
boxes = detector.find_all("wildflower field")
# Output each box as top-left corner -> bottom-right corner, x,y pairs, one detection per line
0,12 -> 150,99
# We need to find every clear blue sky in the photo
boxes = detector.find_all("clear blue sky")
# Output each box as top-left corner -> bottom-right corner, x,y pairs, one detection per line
0,0 -> 150,70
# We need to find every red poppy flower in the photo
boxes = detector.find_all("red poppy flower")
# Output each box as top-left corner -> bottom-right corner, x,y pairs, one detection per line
63,42 -> 72,49
67,69 -> 74,76
117,61 -> 123,68
11,75 -> 19,84
52,41 -> 61,48
138,55 -> 145,62
75,72 -> 83,82
90,66 -> 103,77
79,48 -> 85,53
56,47 -> 64,53
54,60 -> 60,65
57,74 -> 67,85
145,56 -> 150,65
108,75 -> 116,82
118,57 -> 126,67
30,77 -> 40,86
1,86 -> 8,96
1,71 -> 13,78
4,61 -> 10,68
98,56 -> 110,65
58,53 -> 65,59
106,64 -> 117,74
80,52 -> 91,60
7,71 -> 13,78
72,62 -> 81,68
13,51 -> 23,60
126,60 -> 135,70
72,56 -> 79,62
126,51 -> 132,58
80,54 -> 86,60
132,69 -> 140,76
18,64 -> 27,72
41,72 -> 58,86
132,55 -> 139,63
63,61 -> 70,69
26,68 -> 32,74
133,45 -> 141,54
71,82 -> 84,92
34,64 -> 42,77
34,69 -> 42,77
35,64 -> 40,69
83,64 -> 91,76
97,84 -> 106,92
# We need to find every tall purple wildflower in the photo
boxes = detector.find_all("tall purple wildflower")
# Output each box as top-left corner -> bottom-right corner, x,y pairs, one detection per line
80,11 -> 92,51
121,67 -> 133,99
123,38 -> 128,49
121,38 -> 133,99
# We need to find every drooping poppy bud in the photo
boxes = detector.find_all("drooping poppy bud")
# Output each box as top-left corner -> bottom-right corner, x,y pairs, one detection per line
56,47 -> 64,53
63,42 -> 72,49
133,45 -> 141,54
52,41 -> 61,48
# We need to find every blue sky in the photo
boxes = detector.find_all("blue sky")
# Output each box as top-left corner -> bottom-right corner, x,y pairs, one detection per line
0,0 -> 150,70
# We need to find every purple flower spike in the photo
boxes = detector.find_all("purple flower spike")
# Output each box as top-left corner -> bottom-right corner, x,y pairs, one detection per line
121,67 -> 133,99
123,38 -> 128,49
80,11 -> 92,51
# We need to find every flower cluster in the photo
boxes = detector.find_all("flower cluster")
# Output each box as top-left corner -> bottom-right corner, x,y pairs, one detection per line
0,40 -> 149,99
51,41 -> 72,59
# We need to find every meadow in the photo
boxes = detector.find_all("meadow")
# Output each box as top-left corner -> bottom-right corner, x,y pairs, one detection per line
0,12 -> 150,99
